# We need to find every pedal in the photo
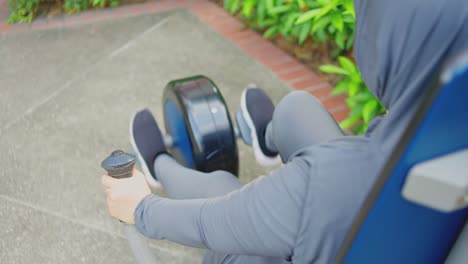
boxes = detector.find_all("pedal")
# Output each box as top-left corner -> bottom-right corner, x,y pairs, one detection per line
236,110 -> 252,145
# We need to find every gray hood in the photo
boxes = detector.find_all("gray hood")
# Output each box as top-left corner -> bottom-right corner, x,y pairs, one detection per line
355,0 -> 468,152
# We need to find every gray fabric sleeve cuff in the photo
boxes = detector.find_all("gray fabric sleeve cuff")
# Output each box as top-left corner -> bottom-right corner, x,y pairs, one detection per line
134,194 -> 209,249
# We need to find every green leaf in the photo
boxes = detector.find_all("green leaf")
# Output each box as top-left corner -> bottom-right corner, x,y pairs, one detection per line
331,81 -> 348,95
282,13 -> 299,35
348,82 -> 361,96
335,30 -> 345,49
291,24 -> 300,36
352,123 -> 365,134
223,0 -> 231,10
362,100 -> 378,123
345,96 -> 356,107
349,104 -> 364,118
345,32 -> 355,50
316,29 -> 327,42
343,14 -> 355,23
296,0 -> 307,9
343,0 -> 355,18
266,0 -> 274,12
270,5 -> 292,15
316,0 -> 337,19
257,1 -> 266,22
350,71 -> 363,83
229,0 -> 240,13
348,93 -> 373,104
311,16 -> 331,33
242,0 -> 255,17
298,21 -> 311,45
260,18 -> 277,27
319,64 -> 349,75
263,26 -> 278,38
340,114 -> 361,129
331,13 -> 343,32
338,56 -> 356,74
295,8 -> 320,25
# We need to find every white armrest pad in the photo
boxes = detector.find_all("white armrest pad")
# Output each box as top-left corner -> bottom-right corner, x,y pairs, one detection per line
402,149 -> 468,212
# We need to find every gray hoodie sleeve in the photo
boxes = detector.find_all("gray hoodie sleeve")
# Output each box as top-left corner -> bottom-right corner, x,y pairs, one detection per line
134,157 -> 310,258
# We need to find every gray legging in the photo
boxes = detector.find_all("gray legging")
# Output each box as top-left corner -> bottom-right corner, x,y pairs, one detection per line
153,90 -> 343,263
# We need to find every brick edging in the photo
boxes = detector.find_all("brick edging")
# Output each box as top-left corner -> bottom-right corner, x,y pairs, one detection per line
0,0 -> 348,121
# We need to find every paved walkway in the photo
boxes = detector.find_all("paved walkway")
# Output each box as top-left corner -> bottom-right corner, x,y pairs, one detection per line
0,1 -> 347,263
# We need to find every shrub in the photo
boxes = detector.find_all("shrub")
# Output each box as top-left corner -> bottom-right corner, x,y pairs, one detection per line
223,0 -> 385,134
224,0 -> 355,51
7,0 -> 41,23
7,0 -> 120,24
320,57 -> 386,134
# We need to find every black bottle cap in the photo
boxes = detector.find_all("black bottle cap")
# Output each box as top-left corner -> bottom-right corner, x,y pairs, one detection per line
101,150 -> 136,179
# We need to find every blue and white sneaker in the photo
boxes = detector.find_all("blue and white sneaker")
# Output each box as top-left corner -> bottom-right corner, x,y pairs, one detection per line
240,85 -> 281,167
130,109 -> 166,192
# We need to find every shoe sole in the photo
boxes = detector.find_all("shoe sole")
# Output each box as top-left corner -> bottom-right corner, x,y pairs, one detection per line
129,109 -> 162,193
240,87 -> 281,167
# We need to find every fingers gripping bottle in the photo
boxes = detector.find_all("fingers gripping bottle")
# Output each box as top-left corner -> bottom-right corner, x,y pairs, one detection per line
101,150 -> 157,264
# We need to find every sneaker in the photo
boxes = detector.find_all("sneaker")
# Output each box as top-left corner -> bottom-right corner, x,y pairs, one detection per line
130,109 -> 166,191
240,85 -> 281,167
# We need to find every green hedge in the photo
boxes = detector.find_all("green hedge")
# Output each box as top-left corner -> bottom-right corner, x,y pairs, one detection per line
224,0 -> 386,134
7,0 -> 119,23
225,0 -> 355,51
320,56 -> 386,134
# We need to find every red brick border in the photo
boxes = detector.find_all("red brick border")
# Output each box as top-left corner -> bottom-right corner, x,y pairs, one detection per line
0,0 -> 348,121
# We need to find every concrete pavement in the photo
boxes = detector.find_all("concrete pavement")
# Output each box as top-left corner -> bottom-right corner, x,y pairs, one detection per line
0,9 -> 290,263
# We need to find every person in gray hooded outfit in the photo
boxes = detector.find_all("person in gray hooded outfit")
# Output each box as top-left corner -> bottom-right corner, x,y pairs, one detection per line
101,0 -> 468,263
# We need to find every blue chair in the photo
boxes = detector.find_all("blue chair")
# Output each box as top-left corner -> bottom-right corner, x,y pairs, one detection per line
336,51 -> 468,264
